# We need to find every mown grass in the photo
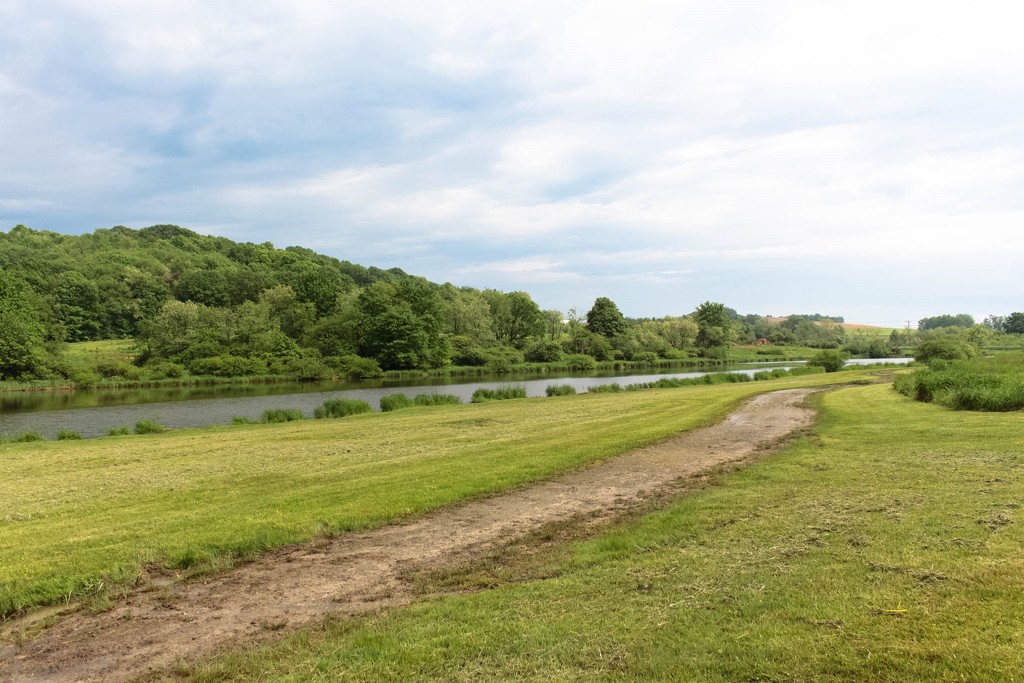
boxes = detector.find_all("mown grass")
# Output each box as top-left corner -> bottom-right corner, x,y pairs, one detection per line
0,371 -> 871,617
171,383 -> 1024,682
894,353 -> 1024,411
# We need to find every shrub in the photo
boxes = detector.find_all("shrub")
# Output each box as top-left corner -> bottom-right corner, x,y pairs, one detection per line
565,354 -> 597,371
631,351 -> 659,365
57,429 -> 82,440
107,425 -> 132,436
314,399 -> 372,419
808,349 -> 849,373
95,360 -> 143,380
69,366 -> 101,389
894,354 -> 1024,411
587,383 -> 623,393
143,361 -> 187,380
523,338 -> 564,363
545,384 -> 577,397
449,336 -> 490,366
914,338 -> 977,363
380,393 -> 414,412
261,408 -> 305,423
286,357 -> 331,381
134,419 -> 166,434
188,355 -> 267,378
413,394 -> 461,406
15,431 -> 44,442
327,355 -> 384,379
471,386 -> 527,402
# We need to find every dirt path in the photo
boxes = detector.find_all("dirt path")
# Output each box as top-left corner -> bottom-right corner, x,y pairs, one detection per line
1,388 -> 818,682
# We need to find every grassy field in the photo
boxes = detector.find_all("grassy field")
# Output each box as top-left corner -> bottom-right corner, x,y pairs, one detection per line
63,339 -> 138,366
0,370 -> 875,617
169,382 -> 1024,682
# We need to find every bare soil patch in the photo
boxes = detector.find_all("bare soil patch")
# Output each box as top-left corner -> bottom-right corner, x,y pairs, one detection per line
0,388 -> 818,682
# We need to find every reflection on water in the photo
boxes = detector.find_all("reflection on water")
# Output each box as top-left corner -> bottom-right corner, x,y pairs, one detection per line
0,359 -> 909,440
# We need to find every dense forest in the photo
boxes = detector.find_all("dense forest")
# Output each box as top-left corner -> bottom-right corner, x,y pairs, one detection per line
0,225 -> 1019,384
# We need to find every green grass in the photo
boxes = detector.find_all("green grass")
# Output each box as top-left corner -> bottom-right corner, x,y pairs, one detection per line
260,408 -> 305,423
894,353 -> 1024,411
0,371 -> 870,617
544,384 -> 577,397
313,399 -> 372,419
471,386 -> 528,402
172,383 -> 1024,682
64,339 -> 137,366
134,419 -> 167,435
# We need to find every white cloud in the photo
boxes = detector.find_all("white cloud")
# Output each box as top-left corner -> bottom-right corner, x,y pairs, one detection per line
2,1 -> 1024,320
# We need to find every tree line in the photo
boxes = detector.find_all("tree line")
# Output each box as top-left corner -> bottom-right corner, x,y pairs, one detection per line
3,224 -> 1017,383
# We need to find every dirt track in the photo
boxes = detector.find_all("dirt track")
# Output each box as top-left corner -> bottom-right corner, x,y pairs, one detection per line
0,388 -> 818,682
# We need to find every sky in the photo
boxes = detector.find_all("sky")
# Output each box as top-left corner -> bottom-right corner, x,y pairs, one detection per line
2,1 -> 1022,326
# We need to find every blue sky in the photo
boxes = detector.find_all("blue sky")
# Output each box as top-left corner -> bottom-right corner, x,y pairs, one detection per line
2,1 -> 1022,325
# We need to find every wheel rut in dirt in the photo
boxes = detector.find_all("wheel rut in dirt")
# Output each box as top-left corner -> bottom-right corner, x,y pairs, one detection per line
1,388 -> 818,683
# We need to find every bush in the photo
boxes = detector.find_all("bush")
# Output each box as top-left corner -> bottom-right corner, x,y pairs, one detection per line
472,386 -> 527,402
69,366 -> 101,389
380,393 -> 413,412
95,360 -> 143,380
630,351 -> 659,365
913,338 -> 977,363
261,408 -> 305,423
587,383 -> 623,393
808,349 -> 849,373
327,355 -> 384,379
107,425 -> 131,436
134,419 -> 166,434
449,336 -> 490,366
285,357 -> 331,381
894,354 -> 1024,411
545,384 -> 577,397
15,431 -> 44,442
313,399 -> 372,419
188,355 -> 267,378
143,361 -> 187,380
413,394 -> 462,406
57,429 -> 82,440
523,338 -> 564,363
565,354 -> 597,371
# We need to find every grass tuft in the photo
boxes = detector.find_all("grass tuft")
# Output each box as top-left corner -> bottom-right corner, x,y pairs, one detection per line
471,386 -> 527,402
314,399 -> 372,419
261,408 -> 305,423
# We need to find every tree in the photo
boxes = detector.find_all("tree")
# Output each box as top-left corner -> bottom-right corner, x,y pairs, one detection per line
1005,312 -> 1024,335
483,290 -> 545,349
543,309 -> 564,339
914,337 -> 977,363
692,301 -> 734,358
918,314 -> 975,331
585,297 -> 626,338
53,271 -> 102,342
357,280 -> 450,369
808,349 -> 848,372
0,271 -> 50,379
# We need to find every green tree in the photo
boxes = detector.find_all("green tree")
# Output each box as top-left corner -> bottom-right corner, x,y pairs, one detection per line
692,301 -> 733,358
53,271 -> 102,341
585,297 -> 626,338
484,290 -> 545,349
808,349 -> 849,372
0,271 -> 51,379
1004,312 -> 1024,335
357,280 -> 450,369
918,314 -> 975,330
543,309 -> 564,339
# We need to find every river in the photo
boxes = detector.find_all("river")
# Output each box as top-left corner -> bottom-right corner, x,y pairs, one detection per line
0,359 -> 910,439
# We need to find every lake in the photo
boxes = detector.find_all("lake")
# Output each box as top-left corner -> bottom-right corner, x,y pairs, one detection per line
0,359 -> 910,439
